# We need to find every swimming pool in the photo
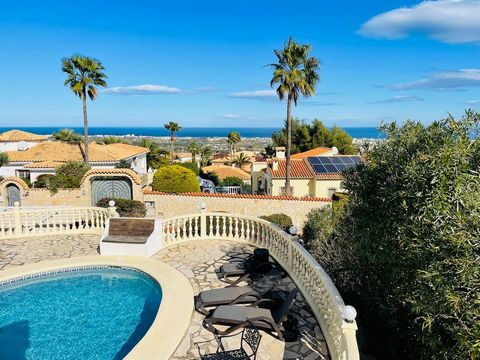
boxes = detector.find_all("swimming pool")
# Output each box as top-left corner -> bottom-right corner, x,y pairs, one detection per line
0,266 -> 162,360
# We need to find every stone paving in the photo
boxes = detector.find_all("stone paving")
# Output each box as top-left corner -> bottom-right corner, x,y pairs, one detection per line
0,235 -> 329,359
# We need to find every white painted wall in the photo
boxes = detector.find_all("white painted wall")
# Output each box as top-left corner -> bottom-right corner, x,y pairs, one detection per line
130,154 -> 147,174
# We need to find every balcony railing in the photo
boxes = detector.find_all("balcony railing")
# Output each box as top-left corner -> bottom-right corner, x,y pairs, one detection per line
0,203 -> 109,239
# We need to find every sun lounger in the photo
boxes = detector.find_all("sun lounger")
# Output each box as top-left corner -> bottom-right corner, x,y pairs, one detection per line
204,289 -> 298,341
195,268 -> 284,315
218,248 -> 272,283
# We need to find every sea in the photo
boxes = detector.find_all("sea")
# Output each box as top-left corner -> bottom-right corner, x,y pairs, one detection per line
0,127 -> 384,139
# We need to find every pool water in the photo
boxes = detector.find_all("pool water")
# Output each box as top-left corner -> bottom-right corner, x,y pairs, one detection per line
0,267 -> 162,360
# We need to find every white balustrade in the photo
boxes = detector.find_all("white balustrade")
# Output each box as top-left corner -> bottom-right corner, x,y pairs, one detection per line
0,202 -> 359,360
0,203 -> 109,239
160,209 -> 359,360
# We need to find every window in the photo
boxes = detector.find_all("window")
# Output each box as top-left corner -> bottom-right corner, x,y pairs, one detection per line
328,188 -> 337,197
16,170 -> 31,181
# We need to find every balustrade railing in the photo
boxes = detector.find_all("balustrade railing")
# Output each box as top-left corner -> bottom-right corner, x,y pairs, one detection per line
0,203 -> 358,359
162,210 -> 359,360
0,203 -> 109,239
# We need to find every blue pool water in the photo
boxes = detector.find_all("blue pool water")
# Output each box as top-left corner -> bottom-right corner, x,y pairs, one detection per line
0,267 -> 162,360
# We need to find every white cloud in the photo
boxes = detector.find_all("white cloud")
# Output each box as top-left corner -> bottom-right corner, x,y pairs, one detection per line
466,100 -> 480,104
104,84 -> 181,95
220,114 -> 241,119
229,89 -> 277,100
390,69 -> 480,90
358,0 -> 480,44
368,95 -> 424,104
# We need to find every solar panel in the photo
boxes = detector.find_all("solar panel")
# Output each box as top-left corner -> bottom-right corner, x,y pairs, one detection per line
307,156 -> 362,175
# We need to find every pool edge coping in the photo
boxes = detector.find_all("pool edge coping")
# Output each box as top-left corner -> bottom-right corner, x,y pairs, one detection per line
0,256 -> 194,360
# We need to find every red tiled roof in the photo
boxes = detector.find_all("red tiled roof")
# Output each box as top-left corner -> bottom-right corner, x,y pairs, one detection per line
314,173 -> 344,180
143,190 -> 331,202
291,147 -> 333,159
268,159 -> 313,179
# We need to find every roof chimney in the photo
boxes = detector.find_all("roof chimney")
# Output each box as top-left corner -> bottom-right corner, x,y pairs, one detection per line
275,147 -> 285,159
272,159 -> 278,171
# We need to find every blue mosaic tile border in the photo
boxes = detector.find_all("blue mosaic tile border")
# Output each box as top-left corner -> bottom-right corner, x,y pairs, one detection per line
0,265 -> 146,288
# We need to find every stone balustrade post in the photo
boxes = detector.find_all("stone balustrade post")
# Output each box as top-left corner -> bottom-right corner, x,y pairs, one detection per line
341,321 -> 360,360
200,202 -> 207,238
107,200 -> 120,218
13,202 -> 22,236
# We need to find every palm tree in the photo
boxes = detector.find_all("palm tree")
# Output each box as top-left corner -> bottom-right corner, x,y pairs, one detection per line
232,152 -> 251,169
52,129 -> 82,144
62,55 -> 107,164
187,141 -> 200,161
269,38 -> 320,195
200,146 -> 213,167
140,139 -> 169,170
164,121 -> 182,161
227,131 -> 241,155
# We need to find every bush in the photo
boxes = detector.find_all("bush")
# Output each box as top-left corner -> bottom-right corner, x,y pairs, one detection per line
49,161 -> 91,193
260,214 -> 293,232
221,176 -> 244,187
331,192 -> 349,213
180,161 -> 199,175
33,174 -> 55,188
115,159 -> 132,169
310,111 -> 480,359
96,198 -> 146,217
152,165 -> 200,193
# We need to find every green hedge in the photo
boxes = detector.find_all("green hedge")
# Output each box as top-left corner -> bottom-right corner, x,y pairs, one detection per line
179,161 -> 199,175
96,198 -> 146,217
152,165 -> 200,193
259,214 -> 293,232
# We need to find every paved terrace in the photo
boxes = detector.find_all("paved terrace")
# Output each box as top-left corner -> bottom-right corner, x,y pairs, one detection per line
0,235 -> 329,360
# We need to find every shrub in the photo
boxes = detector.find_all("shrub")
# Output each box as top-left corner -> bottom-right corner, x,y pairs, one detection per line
49,161 -> 91,193
33,174 -> 55,188
96,198 -> 146,217
331,192 -> 349,213
180,161 -> 199,175
311,111 -> 480,359
152,165 -> 200,193
221,176 -> 244,187
260,214 -> 293,232
115,159 -> 132,169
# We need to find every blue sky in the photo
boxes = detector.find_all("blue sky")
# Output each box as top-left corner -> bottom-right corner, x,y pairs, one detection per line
0,0 -> 479,128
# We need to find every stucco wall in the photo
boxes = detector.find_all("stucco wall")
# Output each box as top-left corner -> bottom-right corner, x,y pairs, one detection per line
143,192 -> 330,227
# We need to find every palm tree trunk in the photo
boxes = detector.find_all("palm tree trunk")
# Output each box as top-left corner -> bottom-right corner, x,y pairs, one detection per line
285,95 -> 292,196
82,96 -> 89,164
170,133 -> 174,162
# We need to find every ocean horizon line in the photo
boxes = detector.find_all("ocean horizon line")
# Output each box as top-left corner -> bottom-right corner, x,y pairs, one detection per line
0,126 -> 385,139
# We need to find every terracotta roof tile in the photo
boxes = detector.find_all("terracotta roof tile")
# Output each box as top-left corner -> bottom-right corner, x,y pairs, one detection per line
144,190 -> 331,202
24,161 -> 62,169
268,159 -> 313,179
0,130 -> 48,142
6,142 -> 149,163
290,147 -> 333,159
202,164 -> 251,180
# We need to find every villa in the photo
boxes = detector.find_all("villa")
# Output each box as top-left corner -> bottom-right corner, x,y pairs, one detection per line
0,129 -> 48,152
0,131 -> 150,183
201,163 -> 251,185
251,147 -> 361,198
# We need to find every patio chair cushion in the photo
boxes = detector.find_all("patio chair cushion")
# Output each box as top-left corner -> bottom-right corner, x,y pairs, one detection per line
199,287 -> 259,305
210,305 -> 274,330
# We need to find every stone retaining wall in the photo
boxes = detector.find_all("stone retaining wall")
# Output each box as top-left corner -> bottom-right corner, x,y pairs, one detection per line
144,191 -> 330,227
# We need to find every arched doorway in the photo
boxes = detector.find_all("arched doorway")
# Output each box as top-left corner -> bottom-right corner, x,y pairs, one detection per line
6,184 -> 21,206
91,176 -> 133,205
